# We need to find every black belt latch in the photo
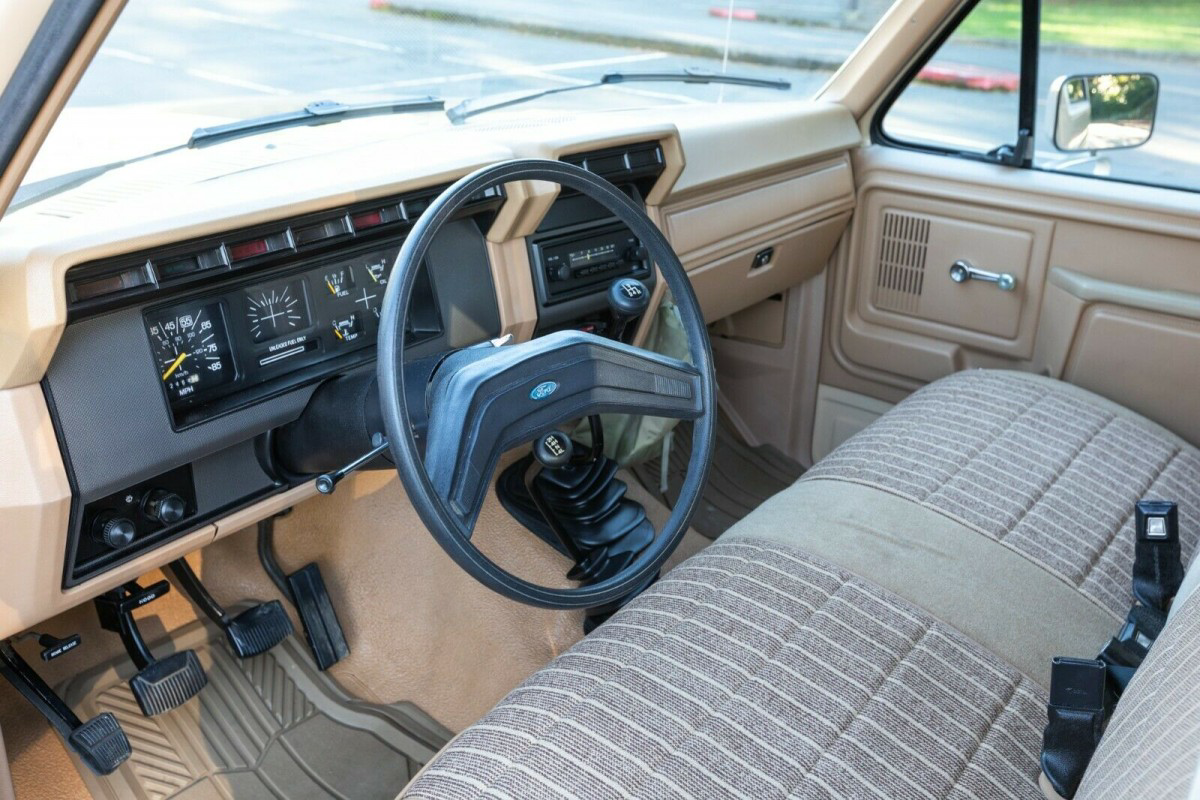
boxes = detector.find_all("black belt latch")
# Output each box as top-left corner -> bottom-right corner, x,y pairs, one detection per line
1098,605 -> 1166,695
1042,657 -> 1110,799
1133,500 -> 1184,612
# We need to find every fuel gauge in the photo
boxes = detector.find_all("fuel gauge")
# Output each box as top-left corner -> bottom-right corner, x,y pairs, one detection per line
322,267 -> 354,299
330,312 -> 364,344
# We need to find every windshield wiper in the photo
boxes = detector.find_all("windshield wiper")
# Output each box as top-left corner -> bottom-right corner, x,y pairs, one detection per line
446,69 -> 790,125
189,96 -> 444,148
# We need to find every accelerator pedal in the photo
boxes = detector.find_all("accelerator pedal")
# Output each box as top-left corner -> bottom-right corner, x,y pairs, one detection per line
167,558 -> 293,658
94,580 -> 207,716
0,639 -> 131,775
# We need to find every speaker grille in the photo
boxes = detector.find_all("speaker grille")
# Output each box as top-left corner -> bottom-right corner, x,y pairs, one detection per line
873,211 -> 930,314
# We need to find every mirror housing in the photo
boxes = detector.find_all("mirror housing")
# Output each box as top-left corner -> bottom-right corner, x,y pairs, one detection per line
1048,73 -> 1159,152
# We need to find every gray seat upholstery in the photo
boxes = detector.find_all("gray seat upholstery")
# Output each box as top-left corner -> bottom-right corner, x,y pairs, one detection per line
803,370 -> 1200,621
403,370 -> 1200,799
404,538 -> 1047,799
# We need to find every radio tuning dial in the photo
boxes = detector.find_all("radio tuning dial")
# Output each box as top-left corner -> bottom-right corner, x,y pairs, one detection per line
626,245 -> 649,264
551,263 -> 572,282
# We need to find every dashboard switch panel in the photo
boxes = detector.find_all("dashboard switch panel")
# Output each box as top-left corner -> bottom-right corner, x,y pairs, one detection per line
71,465 -> 198,581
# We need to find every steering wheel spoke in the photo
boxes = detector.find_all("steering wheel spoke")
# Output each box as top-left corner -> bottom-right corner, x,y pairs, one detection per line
423,331 -> 703,532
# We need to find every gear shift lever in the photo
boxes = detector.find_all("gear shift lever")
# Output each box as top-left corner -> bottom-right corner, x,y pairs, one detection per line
606,277 -> 650,342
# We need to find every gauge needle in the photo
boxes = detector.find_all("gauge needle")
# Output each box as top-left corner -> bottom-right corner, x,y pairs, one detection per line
162,352 -> 188,381
326,278 -> 337,294
332,324 -> 344,340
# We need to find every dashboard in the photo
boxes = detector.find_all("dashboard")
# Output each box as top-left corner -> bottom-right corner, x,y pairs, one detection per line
42,142 -> 665,587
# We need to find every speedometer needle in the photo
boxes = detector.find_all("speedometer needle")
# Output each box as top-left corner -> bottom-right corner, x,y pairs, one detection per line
162,352 -> 188,381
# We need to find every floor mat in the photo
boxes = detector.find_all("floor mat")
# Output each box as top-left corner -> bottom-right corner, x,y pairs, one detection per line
632,417 -> 804,539
60,618 -> 448,800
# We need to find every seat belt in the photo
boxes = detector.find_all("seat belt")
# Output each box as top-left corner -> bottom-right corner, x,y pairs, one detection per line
1040,499 -> 1184,798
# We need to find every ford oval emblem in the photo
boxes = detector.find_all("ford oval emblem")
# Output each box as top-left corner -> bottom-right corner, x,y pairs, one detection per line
530,381 -> 558,401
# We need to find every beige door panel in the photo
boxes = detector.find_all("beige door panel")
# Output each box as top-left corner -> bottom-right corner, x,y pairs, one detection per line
825,145 -> 1200,447
855,190 -> 1052,346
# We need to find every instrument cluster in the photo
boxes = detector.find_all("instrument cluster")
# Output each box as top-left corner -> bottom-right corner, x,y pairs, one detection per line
144,242 -> 439,427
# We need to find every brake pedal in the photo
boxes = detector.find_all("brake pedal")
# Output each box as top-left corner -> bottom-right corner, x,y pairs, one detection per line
94,580 -> 208,716
0,639 -> 131,775
167,558 -> 293,658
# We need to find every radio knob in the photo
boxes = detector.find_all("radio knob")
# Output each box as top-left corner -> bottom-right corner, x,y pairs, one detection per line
94,515 -> 136,549
626,245 -> 649,264
550,263 -> 572,282
144,490 -> 186,524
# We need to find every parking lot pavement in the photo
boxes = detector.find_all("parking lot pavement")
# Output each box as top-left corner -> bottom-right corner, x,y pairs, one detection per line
59,0 -> 1200,191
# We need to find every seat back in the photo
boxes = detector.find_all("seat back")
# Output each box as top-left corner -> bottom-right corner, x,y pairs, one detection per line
1076,587 -> 1200,798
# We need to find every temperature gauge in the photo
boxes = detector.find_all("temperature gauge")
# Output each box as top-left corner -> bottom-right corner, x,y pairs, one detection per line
331,312 -> 364,344
145,302 -> 236,404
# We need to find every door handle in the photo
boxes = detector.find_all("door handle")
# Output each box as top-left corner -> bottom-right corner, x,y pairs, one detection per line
949,260 -> 1017,291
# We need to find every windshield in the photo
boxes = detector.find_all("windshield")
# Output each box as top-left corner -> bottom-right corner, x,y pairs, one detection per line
16,0 -> 895,198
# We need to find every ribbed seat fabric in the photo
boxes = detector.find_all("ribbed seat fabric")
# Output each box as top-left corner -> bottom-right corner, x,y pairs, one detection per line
403,538 -> 1046,800
803,370 -> 1200,619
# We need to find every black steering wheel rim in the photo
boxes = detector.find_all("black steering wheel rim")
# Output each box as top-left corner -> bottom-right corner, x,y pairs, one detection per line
377,159 -> 716,609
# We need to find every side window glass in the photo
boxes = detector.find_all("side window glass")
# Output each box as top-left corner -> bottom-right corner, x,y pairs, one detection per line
880,0 -> 1199,193
1033,0 -> 1199,191
880,0 -> 1019,155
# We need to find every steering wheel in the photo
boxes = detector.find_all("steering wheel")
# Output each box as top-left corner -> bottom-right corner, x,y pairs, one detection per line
377,159 -> 715,609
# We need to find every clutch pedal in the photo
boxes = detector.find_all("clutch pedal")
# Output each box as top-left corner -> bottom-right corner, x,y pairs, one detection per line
167,558 -> 293,658
94,580 -> 208,716
0,639 -> 131,775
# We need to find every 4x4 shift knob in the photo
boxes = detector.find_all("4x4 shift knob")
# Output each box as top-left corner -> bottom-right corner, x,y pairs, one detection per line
606,278 -> 650,341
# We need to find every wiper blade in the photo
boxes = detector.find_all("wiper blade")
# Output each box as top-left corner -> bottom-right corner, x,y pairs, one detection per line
189,96 -> 444,148
446,68 -> 790,124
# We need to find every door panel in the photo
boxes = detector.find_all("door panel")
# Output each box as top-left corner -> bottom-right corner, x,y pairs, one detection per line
823,145 -> 1200,445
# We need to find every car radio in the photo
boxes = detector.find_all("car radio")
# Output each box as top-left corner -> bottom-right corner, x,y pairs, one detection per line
531,222 -> 651,304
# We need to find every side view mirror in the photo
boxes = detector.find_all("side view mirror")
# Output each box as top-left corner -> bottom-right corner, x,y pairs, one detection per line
1047,73 -> 1159,152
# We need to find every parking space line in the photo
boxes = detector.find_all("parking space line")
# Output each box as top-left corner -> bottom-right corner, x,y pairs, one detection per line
100,49 -> 290,96
183,8 -> 406,54
314,51 -> 685,100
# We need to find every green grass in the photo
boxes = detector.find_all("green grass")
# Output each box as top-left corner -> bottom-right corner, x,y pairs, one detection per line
957,0 -> 1200,55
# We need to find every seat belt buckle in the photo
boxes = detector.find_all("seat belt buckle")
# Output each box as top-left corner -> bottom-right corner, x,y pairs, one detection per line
1049,656 -> 1107,713
1133,500 -> 1184,611
1042,657 -> 1109,798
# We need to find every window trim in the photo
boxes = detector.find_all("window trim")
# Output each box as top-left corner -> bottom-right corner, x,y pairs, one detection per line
869,0 -> 1197,194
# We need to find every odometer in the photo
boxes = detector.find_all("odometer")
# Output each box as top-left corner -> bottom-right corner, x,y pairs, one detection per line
145,301 -> 236,405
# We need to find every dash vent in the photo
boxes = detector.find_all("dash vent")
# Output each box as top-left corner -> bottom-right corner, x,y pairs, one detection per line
873,211 -> 930,315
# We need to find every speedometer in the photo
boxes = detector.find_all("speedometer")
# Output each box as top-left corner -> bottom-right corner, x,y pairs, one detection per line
145,302 -> 237,404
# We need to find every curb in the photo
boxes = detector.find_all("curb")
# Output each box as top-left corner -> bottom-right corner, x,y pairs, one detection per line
372,2 -> 1018,92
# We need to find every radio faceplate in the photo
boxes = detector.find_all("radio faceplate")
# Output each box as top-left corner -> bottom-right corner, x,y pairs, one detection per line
530,222 -> 651,305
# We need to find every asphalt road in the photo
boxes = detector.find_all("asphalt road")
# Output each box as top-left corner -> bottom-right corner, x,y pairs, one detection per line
57,0 -> 1200,192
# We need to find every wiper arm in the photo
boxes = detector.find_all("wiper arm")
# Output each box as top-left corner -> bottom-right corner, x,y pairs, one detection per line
189,97 -> 444,148
447,68 -> 790,124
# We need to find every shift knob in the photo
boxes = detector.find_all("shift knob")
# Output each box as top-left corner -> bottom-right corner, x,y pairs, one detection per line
533,431 -> 573,470
606,278 -> 649,341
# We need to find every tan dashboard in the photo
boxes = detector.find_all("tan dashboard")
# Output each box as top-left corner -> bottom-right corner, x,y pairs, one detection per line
0,99 -> 860,638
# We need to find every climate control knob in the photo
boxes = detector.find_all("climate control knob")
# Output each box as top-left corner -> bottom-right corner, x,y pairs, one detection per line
143,490 -> 186,525
94,515 -> 135,549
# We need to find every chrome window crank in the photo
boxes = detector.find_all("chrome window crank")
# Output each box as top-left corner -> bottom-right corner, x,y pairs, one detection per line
949,260 -> 1017,292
